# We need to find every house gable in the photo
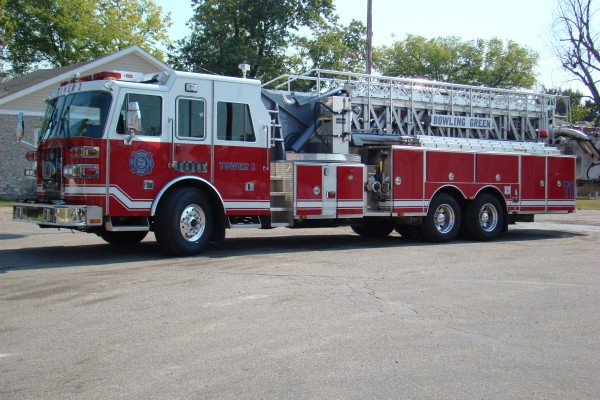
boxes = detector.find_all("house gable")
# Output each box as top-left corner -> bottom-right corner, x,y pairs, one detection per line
0,46 -> 171,116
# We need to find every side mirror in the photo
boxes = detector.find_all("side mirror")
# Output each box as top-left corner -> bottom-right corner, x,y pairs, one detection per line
125,102 -> 142,144
126,102 -> 142,132
16,112 -> 24,143
15,112 -> 36,148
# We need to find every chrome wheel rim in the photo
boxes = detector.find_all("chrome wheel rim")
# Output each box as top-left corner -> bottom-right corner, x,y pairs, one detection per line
434,204 -> 455,234
179,204 -> 206,242
479,203 -> 498,232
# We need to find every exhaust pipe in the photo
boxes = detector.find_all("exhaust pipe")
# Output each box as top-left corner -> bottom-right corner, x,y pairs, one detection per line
552,127 -> 600,162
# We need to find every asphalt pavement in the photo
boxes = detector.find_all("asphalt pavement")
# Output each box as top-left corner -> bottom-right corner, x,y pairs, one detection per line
1,208 -> 599,399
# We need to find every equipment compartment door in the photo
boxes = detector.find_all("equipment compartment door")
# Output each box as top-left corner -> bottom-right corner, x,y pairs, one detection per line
295,164 -> 323,216
547,156 -> 576,211
392,148 -> 425,214
521,155 -> 546,211
337,165 -> 364,217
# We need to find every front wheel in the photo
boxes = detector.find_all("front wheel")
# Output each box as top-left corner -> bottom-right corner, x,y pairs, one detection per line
420,193 -> 461,242
464,194 -> 504,241
154,188 -> 214,256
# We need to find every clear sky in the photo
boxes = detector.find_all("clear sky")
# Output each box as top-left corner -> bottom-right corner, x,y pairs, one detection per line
155,0 -> 584,94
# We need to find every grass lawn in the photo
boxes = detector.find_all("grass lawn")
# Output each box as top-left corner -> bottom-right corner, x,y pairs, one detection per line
576,198 -> 600,210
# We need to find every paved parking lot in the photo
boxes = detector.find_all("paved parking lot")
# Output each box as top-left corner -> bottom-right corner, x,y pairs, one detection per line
1,207 -> 599,399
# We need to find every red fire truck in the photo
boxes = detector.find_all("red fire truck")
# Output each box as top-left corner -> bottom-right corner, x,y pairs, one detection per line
13,68 -> 580,255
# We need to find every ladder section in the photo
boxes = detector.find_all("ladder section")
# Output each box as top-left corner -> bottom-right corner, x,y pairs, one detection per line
264,69 -> 560,143
269,161 -> 294,226
268,104 -> 285,161
409,135 -> 561,155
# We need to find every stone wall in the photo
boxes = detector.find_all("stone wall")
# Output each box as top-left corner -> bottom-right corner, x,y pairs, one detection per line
0,114 -> 41,200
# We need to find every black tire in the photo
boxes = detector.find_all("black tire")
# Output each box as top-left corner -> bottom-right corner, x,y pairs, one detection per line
420,193 -> 461,242
98,230 -> 148,245
464,194 -> 504,241
351,225 -> 366,236
154,188 -> 214,256
395,225 -> 423,241
352,219 -> 394,237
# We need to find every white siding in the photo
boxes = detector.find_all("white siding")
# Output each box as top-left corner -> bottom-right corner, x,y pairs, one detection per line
0,52 -> 167,116
85,52 -> 166,75
1,86 -> 53,114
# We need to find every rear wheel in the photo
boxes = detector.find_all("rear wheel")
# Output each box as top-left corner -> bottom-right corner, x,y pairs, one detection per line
464,194 -> 504,241
420,193 -> 461,242
154,188 -> 214,256
98,230 -> 147,245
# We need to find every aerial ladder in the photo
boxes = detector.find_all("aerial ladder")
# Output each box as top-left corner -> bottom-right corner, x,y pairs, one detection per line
262,69 -> 561,154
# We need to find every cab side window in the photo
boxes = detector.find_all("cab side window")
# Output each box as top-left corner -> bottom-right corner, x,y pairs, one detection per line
177,98 -> 205,139
216,102 -> 256,142
117,93 -> 162,136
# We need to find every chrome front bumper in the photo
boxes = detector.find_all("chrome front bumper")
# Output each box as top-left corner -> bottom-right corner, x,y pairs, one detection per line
13,203 -> 103,227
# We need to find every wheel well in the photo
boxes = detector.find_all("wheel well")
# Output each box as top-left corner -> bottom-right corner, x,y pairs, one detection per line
474,187 -> 508,214
432,186 -> 466,210
152,178 -> 227,240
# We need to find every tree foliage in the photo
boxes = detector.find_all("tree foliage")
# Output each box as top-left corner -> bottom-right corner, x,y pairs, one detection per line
2,0 -> 171,76
0,0 -> 14,81
552,0 -> 600,115
291,18 -> 366,73
374,35 -> 538,89
170,0 -> 334,80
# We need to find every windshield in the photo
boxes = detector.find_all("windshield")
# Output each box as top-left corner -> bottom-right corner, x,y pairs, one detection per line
41,91 -> 112,140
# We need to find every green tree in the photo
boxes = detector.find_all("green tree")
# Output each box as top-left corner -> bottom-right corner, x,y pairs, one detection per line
375,35 -> 538,89
0,0 -> 14,80
291,18 -> 366,73
571,104 -> 590,123
544,87 -> 584,116
170,0 -> 334,80
3,0 -> 171,76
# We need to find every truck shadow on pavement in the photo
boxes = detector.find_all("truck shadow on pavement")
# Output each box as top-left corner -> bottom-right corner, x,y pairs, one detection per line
0,227 -> 586,273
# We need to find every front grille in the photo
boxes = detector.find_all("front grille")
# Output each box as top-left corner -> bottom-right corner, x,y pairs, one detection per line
42,147 -> 63,200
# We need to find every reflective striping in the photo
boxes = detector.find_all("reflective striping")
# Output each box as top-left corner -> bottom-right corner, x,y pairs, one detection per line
296,201 -> 322,209
337,200 -> 364,208
520,200 -> 575,207
520,200 -> 546,207
223,201 -> 270,210
381,200 -> 430,208
548,200 -> 576,206
64,185 -> 152,210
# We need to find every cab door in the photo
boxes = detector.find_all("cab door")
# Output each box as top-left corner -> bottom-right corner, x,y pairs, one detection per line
211,80 -> 270,215
107,90 -> 169,215
172,79 -> 213,182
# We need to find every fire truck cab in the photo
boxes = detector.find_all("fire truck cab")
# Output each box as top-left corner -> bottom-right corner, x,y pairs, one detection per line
13,69 -> 579,255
